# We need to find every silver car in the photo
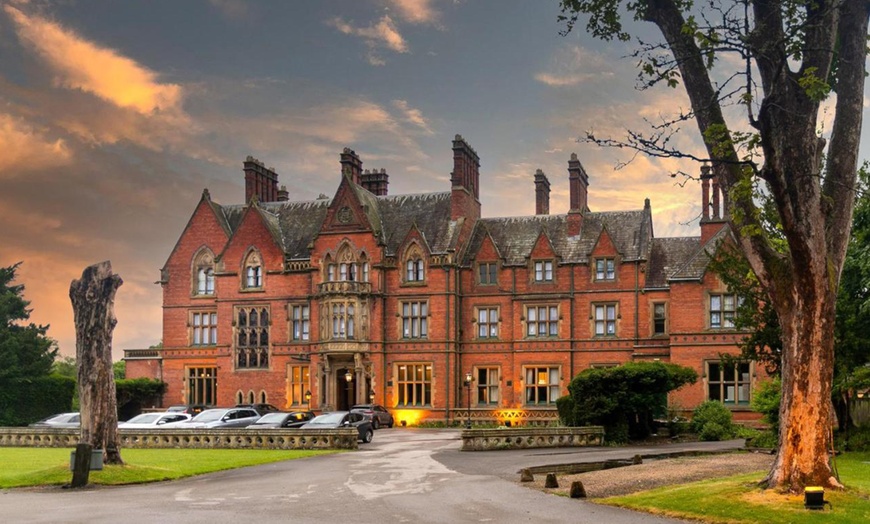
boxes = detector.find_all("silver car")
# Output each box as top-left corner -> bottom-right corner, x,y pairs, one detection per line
29,412 -> 80,428
119,412 -> 191,429
168,407 -> 261,429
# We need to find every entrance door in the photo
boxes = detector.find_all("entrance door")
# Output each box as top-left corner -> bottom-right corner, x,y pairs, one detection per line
337,368 -> 356,411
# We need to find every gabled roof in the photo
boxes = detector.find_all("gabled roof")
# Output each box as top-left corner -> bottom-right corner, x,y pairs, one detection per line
669,226 -> 732,280
461,210 -> 653,266
376,192 -> 456,255
645,237 -> 702,288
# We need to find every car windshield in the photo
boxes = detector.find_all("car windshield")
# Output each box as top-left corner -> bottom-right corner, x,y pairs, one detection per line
254,413 -> 287,424
309,413 -> 345,425
125,414 -> 162,424
191,409 -> 225,422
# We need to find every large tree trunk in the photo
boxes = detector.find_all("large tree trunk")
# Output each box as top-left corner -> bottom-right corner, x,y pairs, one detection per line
69,261 -> 124,465
766,284 -> 840,491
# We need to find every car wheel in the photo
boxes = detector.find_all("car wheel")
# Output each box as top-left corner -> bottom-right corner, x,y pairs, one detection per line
362,429 -> 373,443
372,418 -> 380,430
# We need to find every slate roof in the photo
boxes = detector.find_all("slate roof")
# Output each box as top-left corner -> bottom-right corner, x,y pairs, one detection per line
462,209 -> 653,266
375,192 -> 457,256
668,226 -> 731,280
645,237 -> 702,288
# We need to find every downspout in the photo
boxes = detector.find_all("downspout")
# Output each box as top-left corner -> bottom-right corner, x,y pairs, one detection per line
635,261 -> 640,347
381,259 -> 387,409
569,264 -> 575,380
454,261 -> 461,420
444,264 -> 451,423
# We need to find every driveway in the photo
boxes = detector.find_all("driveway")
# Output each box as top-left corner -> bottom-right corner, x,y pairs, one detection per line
0,429 -> 730,523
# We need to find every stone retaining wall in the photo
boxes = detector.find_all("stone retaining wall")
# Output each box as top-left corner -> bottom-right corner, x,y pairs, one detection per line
0,428 -> 359,450
460,426 -> 604,451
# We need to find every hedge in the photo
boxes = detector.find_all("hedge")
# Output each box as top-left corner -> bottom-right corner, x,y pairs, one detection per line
0,375 -> 76,426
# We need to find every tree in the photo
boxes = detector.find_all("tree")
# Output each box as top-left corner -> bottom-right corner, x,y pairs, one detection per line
0,262 -> 57,382
559,0 -> 870,491
52,355 -> 77,377
70,261 -> 124,465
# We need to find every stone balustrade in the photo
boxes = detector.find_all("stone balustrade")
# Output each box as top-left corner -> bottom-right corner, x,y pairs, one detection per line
460,426 -> 605,451
0,427 -> 359,450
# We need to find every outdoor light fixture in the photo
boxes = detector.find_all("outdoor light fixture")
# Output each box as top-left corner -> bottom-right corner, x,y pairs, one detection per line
345,370 -> 353,382
464,372 -> 473,429
369,390 -> 375,401
304,390 -> 311,409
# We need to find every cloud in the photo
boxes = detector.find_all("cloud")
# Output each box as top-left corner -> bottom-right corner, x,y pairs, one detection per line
0,112 -> 72,174
388,0 -> 440,25
392,99 -> 433,134
329,15 -> 409,62
4,5 -> 184,116
535,45 -> 615,88
208,0 -> 252,20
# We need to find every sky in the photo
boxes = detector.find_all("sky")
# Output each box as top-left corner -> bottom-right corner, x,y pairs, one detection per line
2,0 -> 868,361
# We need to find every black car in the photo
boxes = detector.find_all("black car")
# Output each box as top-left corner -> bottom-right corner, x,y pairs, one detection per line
301,411 -> 374,443
350,404 -> 394,429
247,411 -> 316,429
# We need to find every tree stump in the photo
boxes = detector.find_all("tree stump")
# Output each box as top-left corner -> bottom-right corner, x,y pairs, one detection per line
520,468 -> 534,482
70,261 -> 124,465
569,480 -> 587,499
544,472 -> 559,488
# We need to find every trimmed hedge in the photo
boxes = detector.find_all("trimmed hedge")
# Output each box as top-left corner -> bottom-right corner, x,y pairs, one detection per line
0,375 -> 76,426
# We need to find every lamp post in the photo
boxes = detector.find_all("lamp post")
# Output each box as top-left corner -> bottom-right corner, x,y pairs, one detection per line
464,372 -> 473,429
304,390 -> 311,410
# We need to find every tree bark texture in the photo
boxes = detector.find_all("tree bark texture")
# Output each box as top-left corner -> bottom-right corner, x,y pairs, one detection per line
69,261 -> 124,465
642,0 -> 870,492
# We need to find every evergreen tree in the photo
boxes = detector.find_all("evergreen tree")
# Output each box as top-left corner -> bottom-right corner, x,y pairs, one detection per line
0,262 -> 57,382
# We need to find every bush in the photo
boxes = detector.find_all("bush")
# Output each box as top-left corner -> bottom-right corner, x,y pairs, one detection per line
750,378 -> 781,432
692,401 -> 734,441
567,362 -> 698,443
0,375 -> 76,426
556,395 -> 576,426
748,430 -> 779,448
838,425 -> 870,451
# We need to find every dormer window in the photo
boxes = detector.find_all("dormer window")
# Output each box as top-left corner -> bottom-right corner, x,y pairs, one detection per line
192,248 -> 215,296
243,250 -> 263,289
595,258 -> 615,281
534,260 -> 553,282
406,258 -> 425,282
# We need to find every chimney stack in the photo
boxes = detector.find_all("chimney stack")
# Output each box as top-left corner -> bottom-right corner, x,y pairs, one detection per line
340,148 -> 363,185
277,185 -> 289,202
450,134 -> 482,223
700,164 -> 727,243
534,169 -> 550,215
567,153 -> 589,213
244,156 -> 279,203
361,168 -> 389,196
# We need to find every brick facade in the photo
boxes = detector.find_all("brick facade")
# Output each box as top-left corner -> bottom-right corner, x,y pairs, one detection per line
125,136 -> 760,425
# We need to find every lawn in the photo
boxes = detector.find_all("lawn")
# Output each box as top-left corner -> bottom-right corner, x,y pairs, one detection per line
0,447 -> 340,488
601,452 -> 870,524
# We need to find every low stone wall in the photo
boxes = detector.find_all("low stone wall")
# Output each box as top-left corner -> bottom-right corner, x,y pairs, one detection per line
0,428 -> 359,450
460,426 -> 604,451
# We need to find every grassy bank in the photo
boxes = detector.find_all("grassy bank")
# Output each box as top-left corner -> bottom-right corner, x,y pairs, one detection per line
0,447 -> 339,488
601,452 -> 870,524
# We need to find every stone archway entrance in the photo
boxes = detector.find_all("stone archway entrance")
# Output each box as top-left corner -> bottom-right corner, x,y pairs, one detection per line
319,353 -> 373,412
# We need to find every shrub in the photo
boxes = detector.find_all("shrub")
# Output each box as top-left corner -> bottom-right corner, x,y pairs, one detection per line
567,362 -> 698,443
0,375 -> 76,426
748,430 -> 779,448
750,378 -> 781,432
556,395 -> 576,426
838,425 -> 870,451
692,401 -> 734,441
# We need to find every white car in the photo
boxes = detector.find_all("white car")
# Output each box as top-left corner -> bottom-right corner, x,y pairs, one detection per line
119,412 -> 191,429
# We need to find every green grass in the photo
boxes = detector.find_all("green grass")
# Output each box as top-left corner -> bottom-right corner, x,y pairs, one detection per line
0,447 -> 340,488
601,452 -> 870,524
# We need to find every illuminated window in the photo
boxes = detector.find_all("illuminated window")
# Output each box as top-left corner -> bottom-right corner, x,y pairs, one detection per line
526,305 -> 558,337
396,363 -> 432,406
524,366 -> 560,405
186,367 -> 216,406
191,311 -> 217,346
288,365 -> 310,406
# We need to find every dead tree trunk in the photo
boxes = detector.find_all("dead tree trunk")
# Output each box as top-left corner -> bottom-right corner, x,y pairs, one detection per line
70,261 -> 124,465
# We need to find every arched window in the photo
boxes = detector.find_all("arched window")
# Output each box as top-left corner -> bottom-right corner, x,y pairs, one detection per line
235,306 -> 270,369
243,249 -> 263,289
404,244 -> 426,283
236,391 -> 244,405
247,390 -> 255,404
259,390 -> 267,404
192,248 -> 215,296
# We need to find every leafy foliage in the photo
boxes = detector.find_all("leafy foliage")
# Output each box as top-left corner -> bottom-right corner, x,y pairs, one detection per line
0,263 -> 57,382
691,401 -> 734,441
0,375 -> 76,426
751,378 -> 782,433
565,362 -> 697,443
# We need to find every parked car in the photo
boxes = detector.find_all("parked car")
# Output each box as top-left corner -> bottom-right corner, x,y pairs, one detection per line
166,404 -> 208,415
301,411 -> 373,443
29,412 -> 80,428
350,404 -> 394,429
165,407 -> 261,429
247,411 -> 316,429
235,403 -> 281,414
119,412 -> 191,429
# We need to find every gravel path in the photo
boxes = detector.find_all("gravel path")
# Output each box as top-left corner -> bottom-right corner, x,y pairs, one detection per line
528,452 -> 775,499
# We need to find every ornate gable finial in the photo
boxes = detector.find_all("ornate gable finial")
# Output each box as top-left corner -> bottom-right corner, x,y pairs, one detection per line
202,188 -> 211,201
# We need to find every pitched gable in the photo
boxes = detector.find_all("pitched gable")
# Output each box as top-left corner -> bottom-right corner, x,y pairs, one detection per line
161,189 -> 231,280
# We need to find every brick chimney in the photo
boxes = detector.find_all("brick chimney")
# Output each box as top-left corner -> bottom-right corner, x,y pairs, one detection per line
567,153 -> 589,236
450,134 -> 482,222
244,156 -> 279,203
361,168 -> 389,196
700,164 -> 727,243
340,148 -> 363,185
534,169 -> 550,215
277,185 -> 289,202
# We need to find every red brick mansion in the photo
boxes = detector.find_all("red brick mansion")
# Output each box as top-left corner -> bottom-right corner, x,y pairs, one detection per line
125,135 -> 755,425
